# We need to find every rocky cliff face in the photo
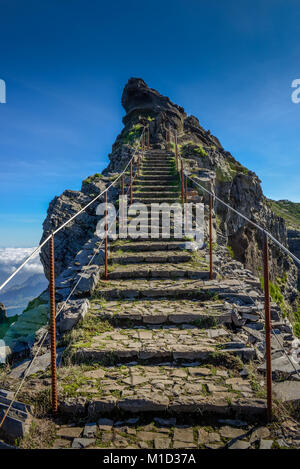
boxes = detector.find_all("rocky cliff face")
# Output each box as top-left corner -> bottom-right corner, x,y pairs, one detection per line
40,77 -> 298,307
40,177 -> 118,279
288,230 -> 300,287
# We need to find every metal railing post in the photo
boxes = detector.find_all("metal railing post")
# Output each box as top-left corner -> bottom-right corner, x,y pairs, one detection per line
209,195 -> 213,280
121,175 -> 124,232
104,191 -> 108,280
147,127 -> 150,150
180,160 -> 184,204
130,160 -> 133,205
185,175 -> 188,233
49,234 -> 58,414
263,232 -> 272,421
175,131 -> 178,171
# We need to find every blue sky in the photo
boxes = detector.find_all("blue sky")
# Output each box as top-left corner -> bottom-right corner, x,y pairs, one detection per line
1,0 -> 300,247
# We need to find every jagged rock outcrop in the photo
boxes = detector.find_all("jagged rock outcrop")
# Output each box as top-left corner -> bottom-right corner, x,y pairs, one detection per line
288,230 -> 300,287
0,302 -> 7,322
40,77 -> 298,308
40,177 -> 118,279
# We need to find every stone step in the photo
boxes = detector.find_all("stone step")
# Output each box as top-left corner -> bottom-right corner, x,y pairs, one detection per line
110,240 -> 192,252
132,198 -> 180,204
91,299 -> 232,325
141,161 -> 173,165
0,390 -> 32,441
141,166 -> 173,171
141,171 -> 173,176
109,251 -> 193,264
70,325 -> 256,364
144,152 -> 174,157
93,279 -> 240,302
140,161 -> 173,167
133,192 -> 179,198
133,185 -> 178,192
107,269 -> 209,281
58,364 -> 266,421
123,237 -> 187,244
131,202 -> 182,209
52,418 -> 272,449
135,177 -> 176,183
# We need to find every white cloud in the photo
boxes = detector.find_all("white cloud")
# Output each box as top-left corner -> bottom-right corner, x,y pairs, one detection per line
0,247 -> 44,276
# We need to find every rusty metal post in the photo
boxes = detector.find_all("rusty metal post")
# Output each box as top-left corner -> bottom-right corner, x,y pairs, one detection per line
263,232 -> 272,421
49,234 -> 58,414
185,175 -> 188,232
130,160 -> 133,205
121,175 -> 124,232
209,195 -> 213,280
104,191 -> 108,280
180,161 -> 184,204
175,131 -> 178,171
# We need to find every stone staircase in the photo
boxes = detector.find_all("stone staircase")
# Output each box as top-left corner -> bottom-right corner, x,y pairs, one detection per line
54,150 -> 269,449
3,148 -> 296,449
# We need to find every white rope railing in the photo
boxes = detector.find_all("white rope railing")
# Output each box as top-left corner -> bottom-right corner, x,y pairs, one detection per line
0,129 -> 146,429
0,129 -> 146,293
176,151 -> 300,267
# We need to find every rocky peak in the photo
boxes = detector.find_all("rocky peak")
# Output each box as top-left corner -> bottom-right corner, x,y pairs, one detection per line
121,77 -> 185,121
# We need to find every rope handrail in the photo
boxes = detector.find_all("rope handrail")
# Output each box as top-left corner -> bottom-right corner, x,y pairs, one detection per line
174,140 -> 299,421
176,149 -> 300,267
0,128 -> 147,293
0,139 -> 145,430
214,226 -> 300,381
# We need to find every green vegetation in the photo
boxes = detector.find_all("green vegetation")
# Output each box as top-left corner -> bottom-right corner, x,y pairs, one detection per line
227,245 -> 234,258
193,316 -> 217,328
215,166 -> 233,182
0,314 -> 18,340
293,306 -> 300,338
269,199 -> 300,230
215,159 -> 250,182
181,142 -> 207,157
83,173 -> 103,185
122,124 -> 143,145
60,312 -> 113,351
260,276 -> 287,317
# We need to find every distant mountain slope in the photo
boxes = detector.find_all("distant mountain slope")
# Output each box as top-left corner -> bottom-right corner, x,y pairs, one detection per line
0,273 -> 48,316
0,247 -> 48,317
270,199 -> 300,288
270,199 -> 300,230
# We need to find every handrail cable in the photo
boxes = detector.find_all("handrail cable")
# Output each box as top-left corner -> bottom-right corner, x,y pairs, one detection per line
0,147 -> 143,430
179,158 -> 300,267
182,156 -> 300,381
186,188 -> 300,382
0,130 -> 146,293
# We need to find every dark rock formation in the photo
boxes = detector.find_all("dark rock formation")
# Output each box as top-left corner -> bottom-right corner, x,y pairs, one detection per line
40,179 -> 118,280
287,229 -> 300,287
0,302 -> 7,322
